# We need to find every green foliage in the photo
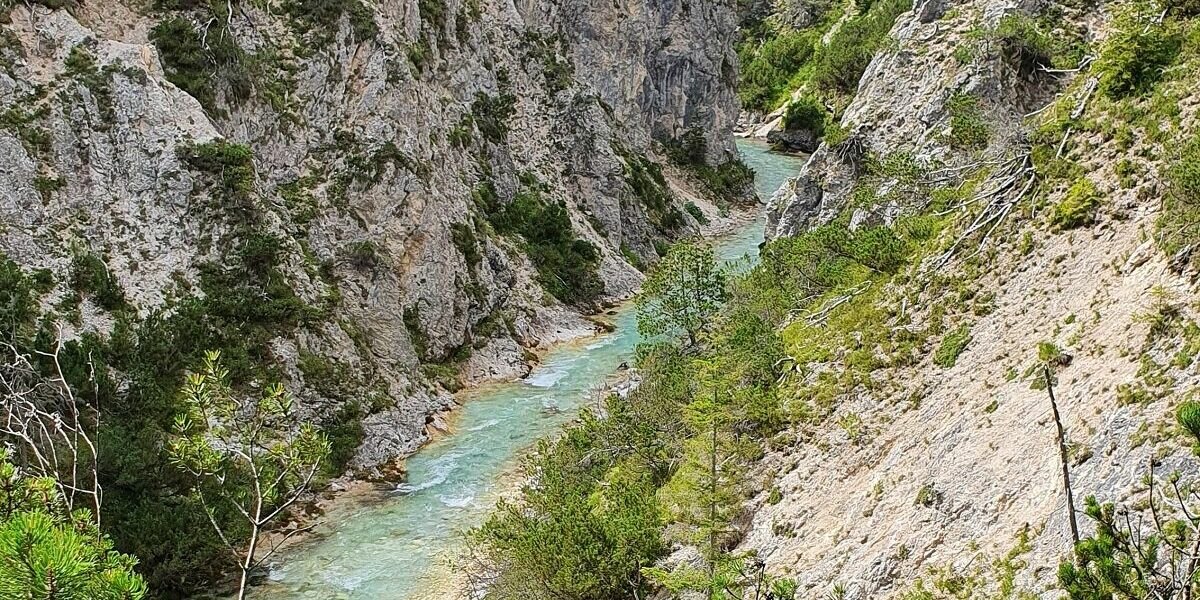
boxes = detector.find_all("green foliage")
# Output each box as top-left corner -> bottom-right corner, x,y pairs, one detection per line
1051,178 -> 1101,230
932,324 -> 971,368
636,242 -> 728,346
991,12 -> 1081,75
150,16 -> 251,112
0,451 -> 147,600
179,140 -> 257,221
1159,135 -> 1200,264
69,248 -> 127,312
285,0 -> 378,45
623,150 -> 683,230
684,201 -> 710,225
1177,400 -> 1200,442
782,95 -> 827,136
403,304 -> 429,360
1058,496 -> 1175,599
661,131 -> 755,203
170,351 -> 331,598
450,222 -> 481,268
946,92 -> 988,149
483,185 -> 604,306
469,349 -> 696,599
0,254 -> 52,338
344,240 -> 379,270
417,0 -> 445,30
811,0 -> 909,95
1094,5 -> 1182,98
738,29 -> 820,112
1170,0 -> 1200,17
471,91 -> 517,143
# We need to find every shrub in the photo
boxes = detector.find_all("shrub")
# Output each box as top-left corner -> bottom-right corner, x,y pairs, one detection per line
417,0 -> 445,30
0,254 -> 51,336
151,16 -> 252,111
991,12 -> 1075,75
1159,136 -> 1200,262
450,222 -> 481,268
811,0 -> 909,95
1094,6 -> 1181,98
403,305 -> 429,359
1169,0 -> 1200,16
783,95 -> 827,136
471,92 -> 517,143
0,451 -> 148,599
1051,178 -> 1100,229
285,0 -> 378,45
345,240 -> 379,270
946,92 -> 988,149
1177,400 -> 1200,442
684,201 -> 709,225
69,249 -> 127,311
932,324 -> 971,368
179,140 -> 257,220
738,29 -> 819,112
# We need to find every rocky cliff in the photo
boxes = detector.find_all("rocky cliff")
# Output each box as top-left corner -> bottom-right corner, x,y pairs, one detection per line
0,0 -> 746,478
734,0 -> 1200,597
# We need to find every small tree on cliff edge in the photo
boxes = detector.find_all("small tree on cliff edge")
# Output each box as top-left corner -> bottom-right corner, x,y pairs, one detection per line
169,351 -> 329,600
1058,400 -> 1200,599
636,241 -> 728,347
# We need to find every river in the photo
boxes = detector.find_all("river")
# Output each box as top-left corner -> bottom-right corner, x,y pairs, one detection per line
256,139 -> 805,600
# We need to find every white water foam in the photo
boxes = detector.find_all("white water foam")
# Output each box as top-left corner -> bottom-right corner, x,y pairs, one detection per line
395,452 -> 460,494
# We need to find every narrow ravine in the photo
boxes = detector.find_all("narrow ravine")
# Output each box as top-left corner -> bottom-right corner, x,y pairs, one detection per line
257,140 -> 804,600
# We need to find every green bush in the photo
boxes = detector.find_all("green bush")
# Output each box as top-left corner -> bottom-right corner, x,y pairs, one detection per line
684,201 -> 709,225
783,95 -> 827,135
151,16 -> 252,111
738,29 -> 819,112
179,140 -> 257,220
1051,178 -> 1101,230
811,0 -> 909,95
1169,0 -> 1200,16
991,12 -> 1080,75
0,255 -> 51,336
1094,7 -> 1181,98
471,92 -> 517,143
69,249 -> 127,312
345,240 -> 379,270
1177,400 -> 1200,442
1159,136 -> 1200,262
450,222 -> 481,268
488,189 -> 604,306
932,324 -> 971,368
285,0 -> 378,45
623,150 -> 682,230
417,0 -> 445,30
946,92 -> 988,149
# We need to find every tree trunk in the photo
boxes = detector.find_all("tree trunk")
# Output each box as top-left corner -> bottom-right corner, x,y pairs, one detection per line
1045,365 -> 1080,548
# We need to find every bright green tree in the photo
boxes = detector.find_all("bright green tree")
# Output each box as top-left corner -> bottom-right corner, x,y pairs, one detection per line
1058,400 -> 1200,598
0,450 -> 147,600
169,351 -> 330,600
637,241 -> 728,346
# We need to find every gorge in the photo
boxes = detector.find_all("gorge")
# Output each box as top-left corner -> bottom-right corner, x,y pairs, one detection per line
6,0 -> 1200,599
256,139 -> 807,600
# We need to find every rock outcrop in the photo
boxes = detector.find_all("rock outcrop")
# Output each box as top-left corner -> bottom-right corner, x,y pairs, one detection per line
764,0 -> 1066,239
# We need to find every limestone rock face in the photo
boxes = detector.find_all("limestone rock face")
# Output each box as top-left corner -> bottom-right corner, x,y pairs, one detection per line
764,0 -> 1062,240
0,0 -> 743,475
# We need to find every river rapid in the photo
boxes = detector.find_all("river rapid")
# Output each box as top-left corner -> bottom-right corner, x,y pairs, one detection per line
255,139 -> 806,600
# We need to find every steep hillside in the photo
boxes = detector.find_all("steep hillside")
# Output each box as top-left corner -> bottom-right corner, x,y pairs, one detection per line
0,0 -> 748,593
738,0 -> 1200,597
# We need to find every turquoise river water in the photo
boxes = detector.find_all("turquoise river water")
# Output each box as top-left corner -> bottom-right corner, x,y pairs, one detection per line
256,139 -> 806,599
